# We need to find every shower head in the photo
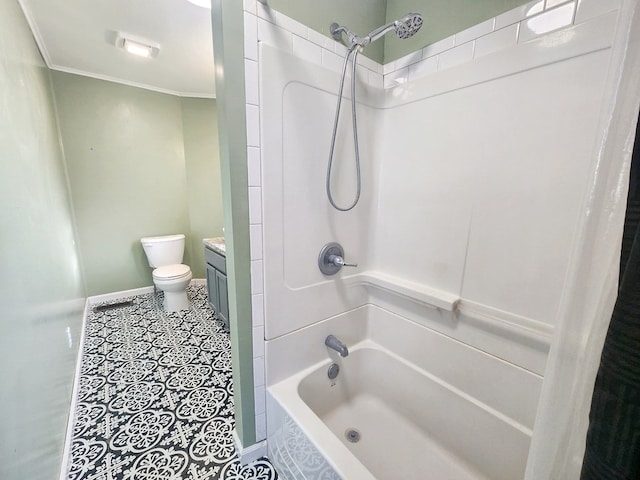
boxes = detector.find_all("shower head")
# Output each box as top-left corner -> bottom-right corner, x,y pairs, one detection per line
330,12 -> 423,48
366,12 -> 424,44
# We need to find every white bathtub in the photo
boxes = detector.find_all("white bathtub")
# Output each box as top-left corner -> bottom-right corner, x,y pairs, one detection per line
266,305 -> 541,480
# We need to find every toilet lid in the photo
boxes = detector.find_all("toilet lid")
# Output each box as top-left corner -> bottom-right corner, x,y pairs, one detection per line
153,264 -> 191,279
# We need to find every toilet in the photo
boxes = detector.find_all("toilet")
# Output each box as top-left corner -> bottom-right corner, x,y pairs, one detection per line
140,234 -> 193,312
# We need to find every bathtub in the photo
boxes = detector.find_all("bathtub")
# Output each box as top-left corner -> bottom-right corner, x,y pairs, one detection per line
266,305 -> 541,480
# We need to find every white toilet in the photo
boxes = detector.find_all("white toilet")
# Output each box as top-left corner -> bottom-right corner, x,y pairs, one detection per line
141,234 -> 193,312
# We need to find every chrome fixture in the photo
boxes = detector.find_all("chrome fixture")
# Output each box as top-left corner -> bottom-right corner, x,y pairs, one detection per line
326,13 -> 423,211
327,363 -> 340,380
325,335 -> 349,357
318,242 -> 358,275
330,13 -> 423,48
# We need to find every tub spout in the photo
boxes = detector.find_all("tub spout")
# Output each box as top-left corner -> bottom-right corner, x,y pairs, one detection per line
325,335 -> 349,357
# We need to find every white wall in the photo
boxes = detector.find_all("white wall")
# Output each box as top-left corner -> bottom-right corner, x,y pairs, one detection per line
375,28 -> 613,342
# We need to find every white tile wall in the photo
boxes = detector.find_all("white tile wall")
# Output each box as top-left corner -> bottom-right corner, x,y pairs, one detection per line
474,24 -> 519,59
321,49 -> 343,73
243,0 -> 256,15
378,0 -> 622,87
421,36 -> 456,59
244,5 -> 266,442
438,42 -> 475,71
250,259 -> 263,294
292,36 -> 322,64
255,412 -> 267,440
242,0 -> 617,444
383,66 -> 409,89
253,356 -> 265,387
518,2 -> 576,43
254,385 -> 266,415
368,71 -> 384,89
251,293 -> 264,327
408,55 -> 438,82
248,186 -> 262,224
249,224 -> 263,259
245,104 -> 260,147
575,0 -> 621,24
455,18 -> 495,45
307,27 -> 334,50
393,50 -> 423,70
244,59 -> 259,105
244,11 -> 258,61
256,1 -> 274,22
258,17 -> 292,52
545,0 -> 571,9
247,147 -> 261,187
253,326 -> 265,357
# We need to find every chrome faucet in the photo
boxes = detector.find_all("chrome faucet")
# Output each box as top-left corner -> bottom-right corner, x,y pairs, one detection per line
325,335 -> 349,357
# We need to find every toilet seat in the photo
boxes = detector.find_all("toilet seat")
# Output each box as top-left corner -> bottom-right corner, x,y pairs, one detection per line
153,264 -> 191,280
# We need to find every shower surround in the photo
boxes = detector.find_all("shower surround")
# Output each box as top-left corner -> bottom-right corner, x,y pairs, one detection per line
240,0 -> 634,477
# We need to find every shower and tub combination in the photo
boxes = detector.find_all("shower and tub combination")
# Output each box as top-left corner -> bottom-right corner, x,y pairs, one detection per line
255,2 -> 631,479
262,12 -> 535,479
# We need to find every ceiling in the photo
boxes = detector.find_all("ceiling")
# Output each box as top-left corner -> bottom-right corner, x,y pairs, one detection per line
18,0 -> 216,98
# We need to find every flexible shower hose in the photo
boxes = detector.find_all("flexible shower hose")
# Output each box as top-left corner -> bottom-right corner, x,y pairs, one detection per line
326,44 -> 362,212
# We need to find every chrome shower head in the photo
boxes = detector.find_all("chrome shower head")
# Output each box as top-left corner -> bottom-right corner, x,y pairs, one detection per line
330,12 -> 423,48
366,12 -> 424,44
394,13 -> 424,39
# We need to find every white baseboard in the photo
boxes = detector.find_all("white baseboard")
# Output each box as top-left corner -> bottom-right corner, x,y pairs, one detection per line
88,280 -> 206,306
233,429 -> 267,465
58,298 -> 91,480
88,286 -> 155,305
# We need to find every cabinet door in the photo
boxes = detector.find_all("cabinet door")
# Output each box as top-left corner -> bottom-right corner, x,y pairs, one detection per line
216,270 -> 229,327
206,263 -> 219,313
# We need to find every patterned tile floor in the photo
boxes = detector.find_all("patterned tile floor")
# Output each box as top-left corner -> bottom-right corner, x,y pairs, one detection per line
66,284 -> 278,480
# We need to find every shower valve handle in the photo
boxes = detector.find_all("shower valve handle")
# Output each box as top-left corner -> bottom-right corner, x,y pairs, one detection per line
328,255 -> 358,268
318,242 -> 358,275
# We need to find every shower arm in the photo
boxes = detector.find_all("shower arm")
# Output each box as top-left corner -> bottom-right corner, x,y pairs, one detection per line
365,22 -> 397,44
331,20 -> 405,48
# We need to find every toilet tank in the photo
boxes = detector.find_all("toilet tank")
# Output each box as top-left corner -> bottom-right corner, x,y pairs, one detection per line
141,234 -> 186,268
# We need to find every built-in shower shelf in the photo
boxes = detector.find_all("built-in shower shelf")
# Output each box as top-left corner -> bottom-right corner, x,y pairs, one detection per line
354,271 -> 460,311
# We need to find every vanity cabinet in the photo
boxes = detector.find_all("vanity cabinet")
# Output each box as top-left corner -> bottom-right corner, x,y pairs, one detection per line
205,246 -> 229,328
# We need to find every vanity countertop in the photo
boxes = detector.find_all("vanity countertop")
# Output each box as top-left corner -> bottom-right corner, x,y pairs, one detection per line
203,237 -> 225,256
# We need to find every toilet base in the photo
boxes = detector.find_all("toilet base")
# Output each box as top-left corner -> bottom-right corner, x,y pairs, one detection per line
163,290 -> 190,312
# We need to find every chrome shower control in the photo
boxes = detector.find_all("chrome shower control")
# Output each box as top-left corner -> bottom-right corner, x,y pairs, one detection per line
318,242 -> 358,275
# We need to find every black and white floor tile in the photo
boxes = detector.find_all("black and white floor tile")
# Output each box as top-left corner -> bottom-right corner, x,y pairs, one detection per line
66,284 -> 278,480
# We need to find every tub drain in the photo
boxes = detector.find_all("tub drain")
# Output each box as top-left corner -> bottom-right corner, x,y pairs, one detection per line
345,428 -> 361,443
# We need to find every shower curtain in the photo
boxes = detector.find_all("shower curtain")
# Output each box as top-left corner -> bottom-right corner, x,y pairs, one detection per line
580,122 -> 640,480
524,2 -> 640,478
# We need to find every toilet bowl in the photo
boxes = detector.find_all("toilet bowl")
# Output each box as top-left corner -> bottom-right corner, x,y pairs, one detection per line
141,234 -> 192,312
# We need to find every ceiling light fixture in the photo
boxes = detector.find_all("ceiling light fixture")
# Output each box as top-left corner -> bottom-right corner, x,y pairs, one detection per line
186,0 -> 211,8
115,33 -> 160,59
123,39 -> 153,57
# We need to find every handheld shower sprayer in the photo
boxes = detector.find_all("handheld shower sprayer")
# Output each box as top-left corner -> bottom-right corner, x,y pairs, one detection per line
326,13 -> 424,211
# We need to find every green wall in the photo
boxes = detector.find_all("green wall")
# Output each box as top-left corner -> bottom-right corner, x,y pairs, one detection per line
182,98 -> 224,277
0,2 -> 85,479
51,72 -> 223,295
384,0 -> 531,61
269,0 -> 531,63
212,0 -> 257,448
268,0 -> 388,63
